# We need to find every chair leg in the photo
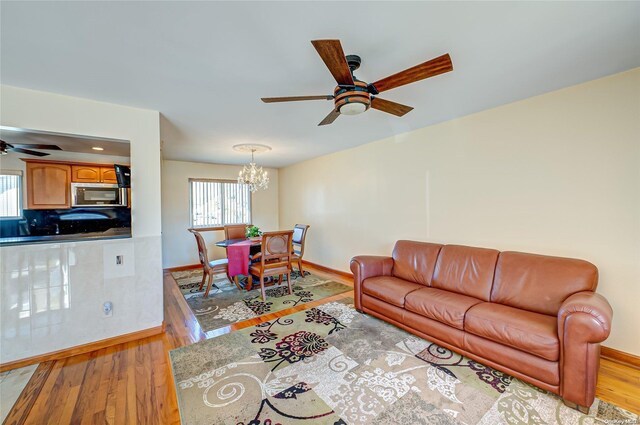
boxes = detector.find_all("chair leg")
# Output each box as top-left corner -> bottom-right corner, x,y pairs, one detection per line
286,272 -> 292,294
232,274 -> 243,290
246,275 -> 253,291
298,259 -> 304,276
203,272 -> 214,298
226,271 -> 233,284
198,270 -> 207,291
260,273 -> 266,301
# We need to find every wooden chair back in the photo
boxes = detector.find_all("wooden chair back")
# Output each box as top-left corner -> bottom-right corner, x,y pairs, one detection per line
292,224 -> 310,257
189,229 -> 210,272
224,224 -> 248,240
260,230 -> 294,270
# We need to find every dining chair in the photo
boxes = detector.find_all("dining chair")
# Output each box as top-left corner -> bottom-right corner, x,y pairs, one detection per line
224,224 -> 248,240
188,229 -> 231,297
248,230 -> 294,301
291,224 -> 310,276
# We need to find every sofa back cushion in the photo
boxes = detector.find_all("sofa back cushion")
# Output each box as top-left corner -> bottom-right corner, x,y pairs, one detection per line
491,251 -> 598,315
431,245 -> 500,301
392,240 -> 443,286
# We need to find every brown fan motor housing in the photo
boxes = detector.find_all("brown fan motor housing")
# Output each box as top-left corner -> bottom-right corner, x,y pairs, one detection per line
333,80 -> 371,114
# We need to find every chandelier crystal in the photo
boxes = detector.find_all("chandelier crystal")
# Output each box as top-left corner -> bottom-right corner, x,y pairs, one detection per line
238,148 -> 269,192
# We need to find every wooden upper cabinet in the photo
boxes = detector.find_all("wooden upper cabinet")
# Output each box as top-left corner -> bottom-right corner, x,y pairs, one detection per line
26,162 -> 71,209
71,165 -> 100,182
100,167 -> 118,184
71,165 -> 117,183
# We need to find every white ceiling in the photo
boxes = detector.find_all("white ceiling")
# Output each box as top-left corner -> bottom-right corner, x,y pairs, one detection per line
0,126 -> 130,157
1,2 -> 639,168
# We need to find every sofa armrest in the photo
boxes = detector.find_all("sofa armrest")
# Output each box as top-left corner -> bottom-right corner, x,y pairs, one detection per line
350,255 -> 393,311
557,291 -> 613,408
558,292 -> 612,342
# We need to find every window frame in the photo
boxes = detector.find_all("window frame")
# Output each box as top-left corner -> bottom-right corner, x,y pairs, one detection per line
188,178 -> 252,230
0,169 -> 23,220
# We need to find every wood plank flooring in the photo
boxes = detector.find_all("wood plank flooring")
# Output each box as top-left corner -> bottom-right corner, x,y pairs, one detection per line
4,266 -> 639,424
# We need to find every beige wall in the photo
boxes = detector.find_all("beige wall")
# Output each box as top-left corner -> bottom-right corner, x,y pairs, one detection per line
279,69 -> 640,355
161,159 -> 279,268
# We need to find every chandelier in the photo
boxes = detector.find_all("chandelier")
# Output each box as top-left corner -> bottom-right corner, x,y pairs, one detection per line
234,144 -> 271,192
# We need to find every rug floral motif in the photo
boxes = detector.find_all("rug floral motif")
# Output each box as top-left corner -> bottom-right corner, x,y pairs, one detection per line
170,298 -> 638,425
171,269 -> 351,333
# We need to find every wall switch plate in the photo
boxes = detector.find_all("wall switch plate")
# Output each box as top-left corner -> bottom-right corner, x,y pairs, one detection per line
103,301 -> 113,317
103,242 -> 135,279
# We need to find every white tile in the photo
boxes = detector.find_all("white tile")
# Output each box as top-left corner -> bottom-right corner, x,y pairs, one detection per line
1,236 -> 163,364
0,364 -> 38,423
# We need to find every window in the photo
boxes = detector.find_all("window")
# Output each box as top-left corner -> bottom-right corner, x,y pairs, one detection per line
189,179 -> 251,228
0,170 -> 22,218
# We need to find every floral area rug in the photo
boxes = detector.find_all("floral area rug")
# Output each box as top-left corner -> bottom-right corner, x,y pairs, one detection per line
170,298 -> 638,425
171,269 -> 351,332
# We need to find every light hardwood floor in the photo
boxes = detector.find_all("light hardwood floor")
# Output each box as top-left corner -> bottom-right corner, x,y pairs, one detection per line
3,266 -> 639,424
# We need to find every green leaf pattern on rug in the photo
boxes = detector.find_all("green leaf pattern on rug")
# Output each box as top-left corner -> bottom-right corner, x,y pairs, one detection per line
498,394 -> 546,425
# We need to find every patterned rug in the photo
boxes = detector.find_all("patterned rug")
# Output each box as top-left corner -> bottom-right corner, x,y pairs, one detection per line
171,269 -> 352,332
170,298 -> 638,425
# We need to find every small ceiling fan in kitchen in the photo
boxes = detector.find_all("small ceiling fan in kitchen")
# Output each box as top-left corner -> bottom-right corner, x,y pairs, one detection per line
0,139 -> 62,157
261,39 -> 453,126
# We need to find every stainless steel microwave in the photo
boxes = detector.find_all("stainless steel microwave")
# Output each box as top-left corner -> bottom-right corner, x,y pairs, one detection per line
71,183 -> 128,207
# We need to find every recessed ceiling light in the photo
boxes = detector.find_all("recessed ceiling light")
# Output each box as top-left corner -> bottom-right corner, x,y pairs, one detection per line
92,146 -> 104,151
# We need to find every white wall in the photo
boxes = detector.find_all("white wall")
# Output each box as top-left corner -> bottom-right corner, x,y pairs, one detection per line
0,85 -> 163,363
279,69 -> 640,355
161,160 -> 279,268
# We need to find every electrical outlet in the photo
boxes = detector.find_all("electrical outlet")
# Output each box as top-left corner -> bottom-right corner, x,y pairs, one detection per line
116,255 -> 123,265
103,301 -> 113,317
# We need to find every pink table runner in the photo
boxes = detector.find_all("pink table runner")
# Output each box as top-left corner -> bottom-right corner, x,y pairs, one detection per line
227,239 -> 259,277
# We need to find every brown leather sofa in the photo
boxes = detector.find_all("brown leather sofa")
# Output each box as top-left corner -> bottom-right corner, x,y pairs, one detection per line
350,240 -> 613,412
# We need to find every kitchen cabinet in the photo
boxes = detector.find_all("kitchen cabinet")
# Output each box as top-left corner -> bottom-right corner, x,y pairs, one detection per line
71,165 -> 117,183
24,160 -> 127,210
71,165 -> 100,182
26,162 -> 71,209
100,167 -> 118,184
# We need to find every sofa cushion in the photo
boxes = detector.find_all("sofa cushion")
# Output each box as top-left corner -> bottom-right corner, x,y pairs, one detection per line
491,251 -> 598,316
431,245 -> 500,301
392,240 -> 443,286
362,276 -> 423,308
465,303 -> 559,362
405,287 -> 482,330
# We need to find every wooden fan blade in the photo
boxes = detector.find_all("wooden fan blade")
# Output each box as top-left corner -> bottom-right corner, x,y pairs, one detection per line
11,147 -> 50,157
369,53 -> 453,94
311,40 -> 354,86
261,95 -> 333,103
370,97 -> 414,117
12,143 -> 62,150
318,109 -> 340,126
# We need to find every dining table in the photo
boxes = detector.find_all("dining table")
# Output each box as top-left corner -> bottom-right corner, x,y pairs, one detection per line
216,237 -> 262,290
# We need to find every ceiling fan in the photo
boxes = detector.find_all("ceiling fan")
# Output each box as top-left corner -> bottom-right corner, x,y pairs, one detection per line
261,39 -> 453,126
0,139 -> 62,157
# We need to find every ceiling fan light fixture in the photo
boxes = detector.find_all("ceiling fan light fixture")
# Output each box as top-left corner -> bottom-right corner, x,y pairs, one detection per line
333,80 -> 370,117
339,102 -> 367,116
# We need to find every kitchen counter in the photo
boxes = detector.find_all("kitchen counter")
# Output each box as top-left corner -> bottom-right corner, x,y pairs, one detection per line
0,227 -> 132,246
